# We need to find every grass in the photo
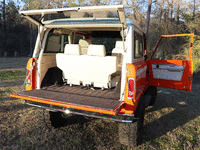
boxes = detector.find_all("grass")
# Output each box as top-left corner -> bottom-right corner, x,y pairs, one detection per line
143,83 -> 200,149
193,57 -> 200,73
0,64 -> 199,149
0,69 -> 26,81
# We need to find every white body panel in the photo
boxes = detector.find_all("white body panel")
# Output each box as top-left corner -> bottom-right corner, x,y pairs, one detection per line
20,5 -> 124,15
126,25 -> 134,64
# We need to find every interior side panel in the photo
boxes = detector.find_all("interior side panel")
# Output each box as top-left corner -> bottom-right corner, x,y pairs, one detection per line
40,53 -> 57,85
147,59 -> 193,91
152,64 -> 185,81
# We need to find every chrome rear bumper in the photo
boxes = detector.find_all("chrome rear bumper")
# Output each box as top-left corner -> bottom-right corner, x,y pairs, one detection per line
25,100 -> 136,123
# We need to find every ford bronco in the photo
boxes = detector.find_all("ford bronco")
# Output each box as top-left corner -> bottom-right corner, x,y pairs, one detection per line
10,5 -> 194,147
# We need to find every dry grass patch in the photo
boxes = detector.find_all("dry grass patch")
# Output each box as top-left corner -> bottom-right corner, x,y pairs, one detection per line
0,71 -> 199,149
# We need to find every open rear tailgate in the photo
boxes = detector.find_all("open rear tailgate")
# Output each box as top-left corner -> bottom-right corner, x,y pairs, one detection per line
10,85 -> 121,115
19,5 -> 126,29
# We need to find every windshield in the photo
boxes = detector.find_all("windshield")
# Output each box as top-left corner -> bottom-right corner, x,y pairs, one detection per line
91,31 -> 122,55
44,30 -> 122,56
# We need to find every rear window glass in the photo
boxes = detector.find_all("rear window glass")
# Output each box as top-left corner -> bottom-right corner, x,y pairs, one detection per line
44,33 -> 61,53
134,32 -> 144,58
44,32 -> 68,53
42,10 -> 119,22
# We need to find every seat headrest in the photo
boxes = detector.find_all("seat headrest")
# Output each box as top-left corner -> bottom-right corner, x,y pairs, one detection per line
112,41 -> 124,54
87,45 -> 106,57
115,41 -> 124,49
79,39 -> 89,47
64,44 -> 80,55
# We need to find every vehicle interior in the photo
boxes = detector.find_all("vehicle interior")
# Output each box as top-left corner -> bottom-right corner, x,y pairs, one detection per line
39,29 -> 124,101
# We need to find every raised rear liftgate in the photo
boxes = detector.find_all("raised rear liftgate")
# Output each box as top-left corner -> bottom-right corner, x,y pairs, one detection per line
19,5 -> 127,29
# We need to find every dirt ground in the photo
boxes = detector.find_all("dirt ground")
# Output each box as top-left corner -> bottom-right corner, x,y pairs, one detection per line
0,58 -> 199,149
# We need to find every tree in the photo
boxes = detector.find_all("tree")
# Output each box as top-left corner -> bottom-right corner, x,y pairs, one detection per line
145,0 -> 152,39
2,0 -> 6,57
176,0 -> 180,24
193,0 -> 196,20
155,0 -> 164,23
5,2 -> 25,56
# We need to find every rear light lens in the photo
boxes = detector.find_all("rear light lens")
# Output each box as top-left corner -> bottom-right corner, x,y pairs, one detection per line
128,78 -> 135,99
26,69 -> 31,86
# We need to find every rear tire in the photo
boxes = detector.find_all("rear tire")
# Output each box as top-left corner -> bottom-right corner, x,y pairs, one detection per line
119,99 -> 145,147
49,111 -> 70,128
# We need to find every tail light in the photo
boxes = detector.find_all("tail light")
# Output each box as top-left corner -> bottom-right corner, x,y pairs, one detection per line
26,69 -> 31,86
26,58 -> 37,90
128,78 -> 135,99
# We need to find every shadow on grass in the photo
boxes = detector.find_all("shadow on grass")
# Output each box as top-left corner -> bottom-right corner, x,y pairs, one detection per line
193,70 -> 200,84
57,114 -> 93,128
143,71 -> 200,146
33,111 -> 117,149
0,97 -> 16,101
0,103 -> 30,112
40,110 -> 95,130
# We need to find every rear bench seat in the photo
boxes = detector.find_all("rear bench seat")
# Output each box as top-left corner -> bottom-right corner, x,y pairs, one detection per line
112,41 -> 123,70
56,44 -> 118,89
56,44 -> 82,85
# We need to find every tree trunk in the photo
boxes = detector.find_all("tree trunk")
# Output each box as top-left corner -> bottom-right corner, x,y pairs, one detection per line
176,2 -> 180,24
2,0 -> 6,57
160,8 -> 162,23
145,0 -> 152,40
171,0 -> 173,19
20,34 -> 23,57
193,0 -> 197,34
164,9 -> 169,35
193,0 -> 195,20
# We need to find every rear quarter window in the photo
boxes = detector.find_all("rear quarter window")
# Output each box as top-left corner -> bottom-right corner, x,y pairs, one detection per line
134,32 -> 144,58
44,33 -> 61,53
44,32 -> 69,53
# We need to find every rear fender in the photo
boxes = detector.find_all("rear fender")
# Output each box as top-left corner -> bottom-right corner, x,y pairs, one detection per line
118,60 -> 147,115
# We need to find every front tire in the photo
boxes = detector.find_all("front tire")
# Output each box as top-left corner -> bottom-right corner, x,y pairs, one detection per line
148,86 -> 157,106
119,99 -> 145,147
